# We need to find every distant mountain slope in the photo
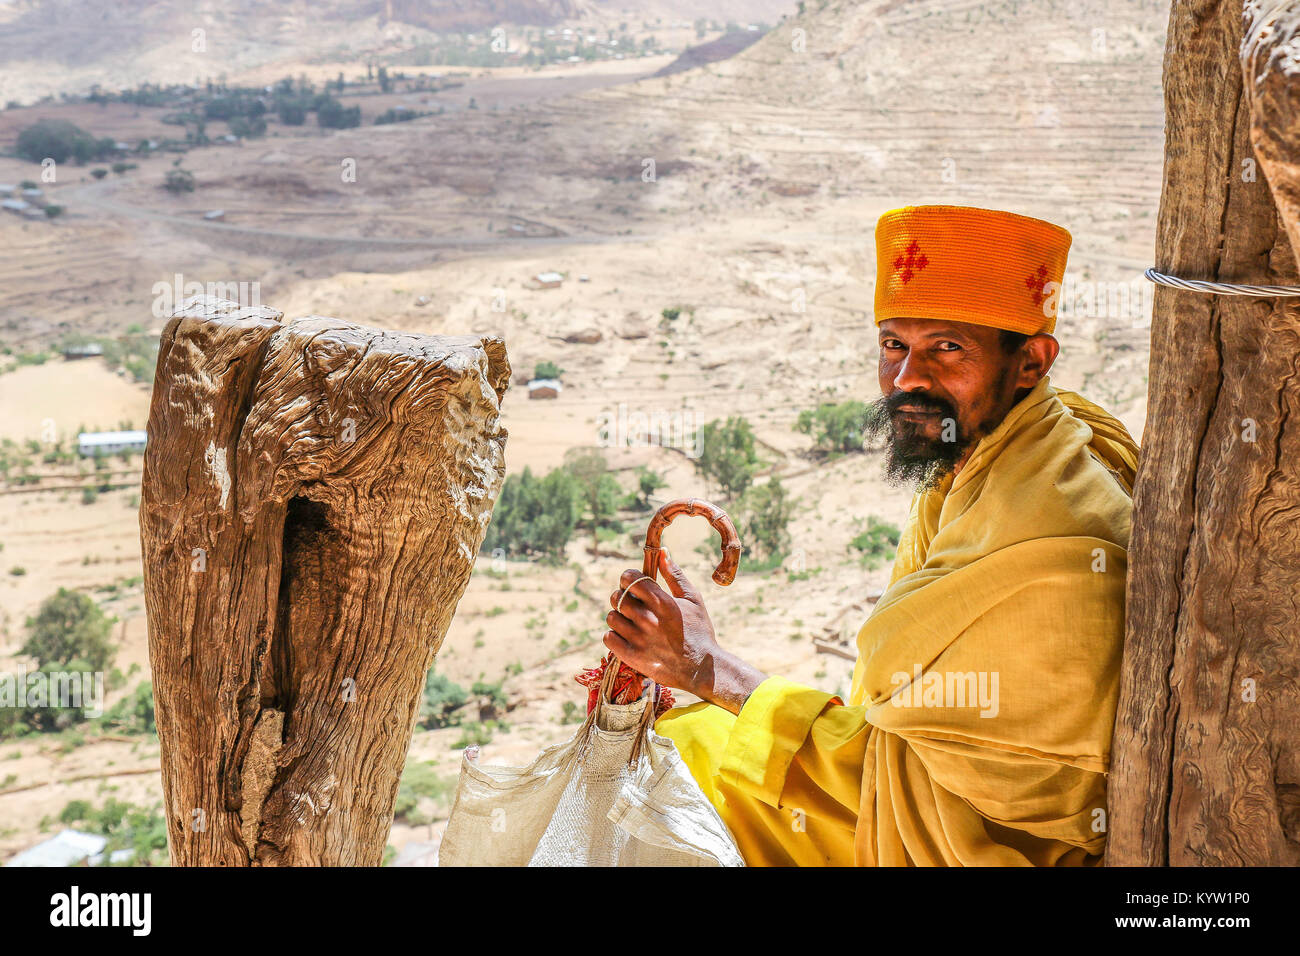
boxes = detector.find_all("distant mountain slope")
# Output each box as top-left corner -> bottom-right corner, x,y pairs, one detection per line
653,28 -> 766,77
603,0 -> 1168,211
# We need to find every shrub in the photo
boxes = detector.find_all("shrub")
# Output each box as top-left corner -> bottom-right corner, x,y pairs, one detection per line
452,721 -> 495,749
374,108 -> 418,125
317,97 -> 361,129
795,400 -> 881,455
849,517 -> 902,569
563,448 -> 622,556
631,466 -> 665,509
533,360 -> 563,381
420,670 -> 466,729
393,761 -> 454,824
277,102 -> 306,125
21,587 -> 115,672
60,797 -> 168,865
738,478 -> 795,562
227,115 -> 266,138
470,679 -> 506,711
202,94 -> 266,121
15,119 -> 108,164
481,465 -> 580,559
695,417 -> 760,501
2,660 -> 100,734
60,799 -> 93,824
163,168 -> 194,193
99,682 -> 155,735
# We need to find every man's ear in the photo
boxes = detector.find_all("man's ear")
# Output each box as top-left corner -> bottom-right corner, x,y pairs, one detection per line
1018,333 -> 1059,389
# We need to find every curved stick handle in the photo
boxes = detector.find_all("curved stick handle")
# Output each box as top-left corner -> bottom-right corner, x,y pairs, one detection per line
642,497 -> 742,585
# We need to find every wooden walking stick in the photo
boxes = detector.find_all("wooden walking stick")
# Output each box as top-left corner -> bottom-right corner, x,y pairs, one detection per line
577,497 -> 742,727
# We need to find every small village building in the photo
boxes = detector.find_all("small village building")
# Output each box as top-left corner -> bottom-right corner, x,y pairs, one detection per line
527,378 -> 562,400
21,187 -> 42,199
203,209 -> 225,220
3,830 -> 106,867
1,198 -> 30,213
534,271 -> 564,289
62,343 -> 104,360
78,430 -> 147,457
0,184 -> 15,195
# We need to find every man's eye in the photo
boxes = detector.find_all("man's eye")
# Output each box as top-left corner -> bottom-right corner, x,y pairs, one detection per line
936,341 -> 961,351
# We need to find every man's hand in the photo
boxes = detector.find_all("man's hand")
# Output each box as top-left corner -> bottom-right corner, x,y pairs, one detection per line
604,549 -> 767,715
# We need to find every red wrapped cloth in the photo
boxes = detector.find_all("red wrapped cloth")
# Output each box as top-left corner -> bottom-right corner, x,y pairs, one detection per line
576,654 -> 675,720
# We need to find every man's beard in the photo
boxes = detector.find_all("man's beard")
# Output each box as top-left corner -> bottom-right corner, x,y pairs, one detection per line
864,374 -> 1013,492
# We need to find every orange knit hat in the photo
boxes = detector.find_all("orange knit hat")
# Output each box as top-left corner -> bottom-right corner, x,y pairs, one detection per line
873,205 -> 1072,335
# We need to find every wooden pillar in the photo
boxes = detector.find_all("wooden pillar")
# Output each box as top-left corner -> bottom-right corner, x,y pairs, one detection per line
140,295 -> 509,865
1106,0 -> 1300,865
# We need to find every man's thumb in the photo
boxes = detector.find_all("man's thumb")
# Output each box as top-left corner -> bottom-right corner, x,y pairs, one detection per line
658,547 -> 700,602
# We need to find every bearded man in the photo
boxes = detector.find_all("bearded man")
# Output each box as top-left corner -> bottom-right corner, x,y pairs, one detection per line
603,205 -> 1139,866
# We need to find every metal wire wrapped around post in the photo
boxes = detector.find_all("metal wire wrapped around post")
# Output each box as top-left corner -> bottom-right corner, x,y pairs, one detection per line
1144,267 -> 1300,296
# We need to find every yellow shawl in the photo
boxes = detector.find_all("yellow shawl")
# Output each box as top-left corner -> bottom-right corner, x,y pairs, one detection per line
847,374 -> 1138,864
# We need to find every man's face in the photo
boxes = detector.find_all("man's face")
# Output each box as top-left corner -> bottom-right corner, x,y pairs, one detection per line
866,317 -> 1045,490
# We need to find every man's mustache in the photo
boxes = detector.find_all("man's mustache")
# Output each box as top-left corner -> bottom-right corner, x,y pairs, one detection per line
883,391 -> 954,418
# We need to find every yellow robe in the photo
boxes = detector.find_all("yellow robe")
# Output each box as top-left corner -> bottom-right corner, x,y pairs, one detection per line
656,375 -> 1139,866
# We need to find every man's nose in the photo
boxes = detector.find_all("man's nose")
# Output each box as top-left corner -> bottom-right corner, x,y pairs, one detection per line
892,351 -> 934,392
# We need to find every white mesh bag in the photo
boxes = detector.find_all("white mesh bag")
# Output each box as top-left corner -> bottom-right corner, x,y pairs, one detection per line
438,675 -> 743,867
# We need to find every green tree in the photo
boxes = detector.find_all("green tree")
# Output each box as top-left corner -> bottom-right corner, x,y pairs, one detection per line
228,115 -> 266,138
849,517 -> 901,570
420,670 -> 466,728
695,417 -> 760,501
633,465 -> 666,509
275,102 -> 302,126
533,360 -> 563,381
481,465 -> 581,559
163,167 -> 195,193
317,97 -> 361,129
739,478 -> 795,562
795,399 -> 881,455
563,449 -> 622,556
393,761 -> 454,825
59,797 -> 168,866
99,681 -> 155,735
0,659 -> 99,734
21,588 -> 115,672
14,119 -> 102,164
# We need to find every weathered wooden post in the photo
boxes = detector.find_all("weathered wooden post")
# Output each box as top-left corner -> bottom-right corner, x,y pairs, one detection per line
140,295 -> 509,865
1107,0 -> 1300,865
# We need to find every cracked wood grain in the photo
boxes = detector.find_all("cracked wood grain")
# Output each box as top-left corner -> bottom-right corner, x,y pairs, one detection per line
1106,0 -> 1300,865
140,294 -> 510,865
